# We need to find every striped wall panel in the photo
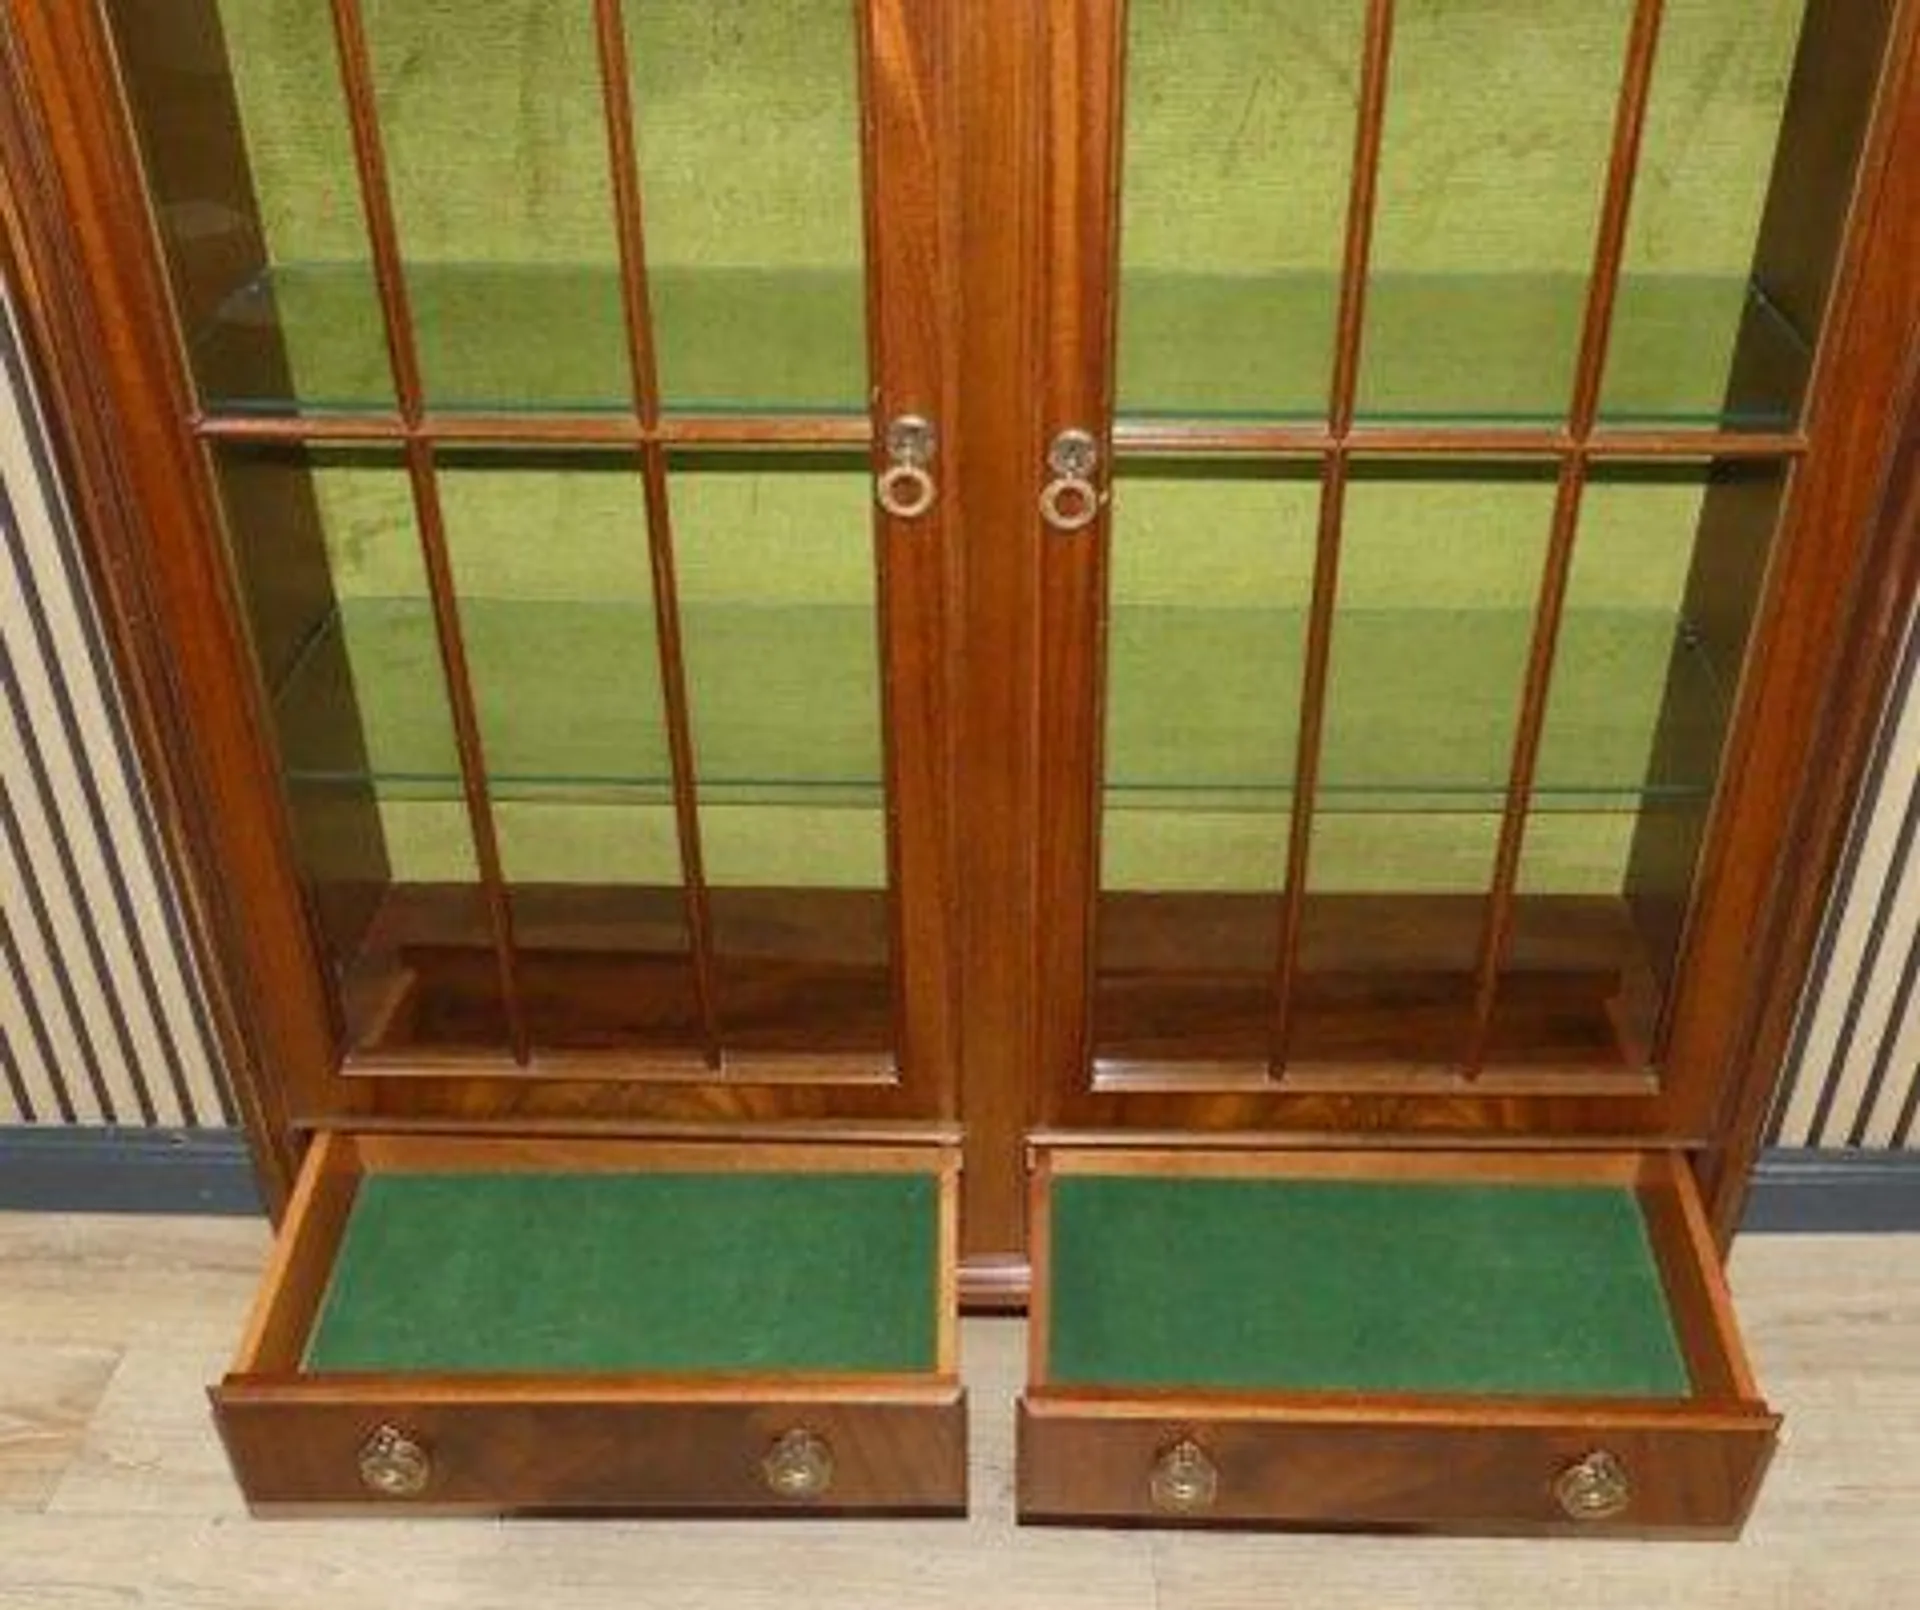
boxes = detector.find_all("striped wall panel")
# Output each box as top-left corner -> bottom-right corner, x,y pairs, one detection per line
0,284 -> 231,1128
1773,601 -> 1920,1151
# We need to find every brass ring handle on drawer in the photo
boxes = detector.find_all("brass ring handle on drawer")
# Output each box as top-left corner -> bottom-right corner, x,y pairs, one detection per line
762,1428 -> 835,1500
357,1425 -> 432,1498
1554,1450 -> 1631,1521
1149,1438 -> 1220,1514
875,414 -> 937,521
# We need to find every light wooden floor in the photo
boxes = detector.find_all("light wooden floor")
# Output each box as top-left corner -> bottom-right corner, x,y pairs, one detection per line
1,1215 -> 1915,1609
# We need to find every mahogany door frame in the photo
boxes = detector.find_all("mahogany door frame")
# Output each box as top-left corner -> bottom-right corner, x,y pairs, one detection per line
0,0 -> 964,1215
1019,0 -> 1920,1225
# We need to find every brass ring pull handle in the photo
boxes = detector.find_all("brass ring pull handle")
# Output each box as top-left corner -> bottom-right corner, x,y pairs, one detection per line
761,1428 -> 835,1500
876,462 -> 937,520
875,414 -> 937,521
1040,474 -> 1102,533
1041,426 -> 1104,534
1149,1438 -> 1220,1514
357,1425 -> 432,1498
1554,1450 -> 1631,1521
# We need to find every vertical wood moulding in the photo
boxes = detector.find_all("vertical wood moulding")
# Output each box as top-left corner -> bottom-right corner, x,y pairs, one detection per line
859,0 -> 964,1123
1694,3 -> 1920,1235
953,0 -> 1047,1262
1,0 -> 361,1206
1031,0 -> 1124,1126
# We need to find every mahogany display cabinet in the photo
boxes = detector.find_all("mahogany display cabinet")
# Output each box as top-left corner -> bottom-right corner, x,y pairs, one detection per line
2,0 -> 1916,1534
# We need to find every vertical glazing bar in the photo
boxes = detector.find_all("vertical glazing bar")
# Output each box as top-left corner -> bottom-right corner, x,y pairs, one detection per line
327,0 -> 530,1061
1270,0 -> 1397,1074
592,0 -> 723,1065
1466,0 -> 1667,1073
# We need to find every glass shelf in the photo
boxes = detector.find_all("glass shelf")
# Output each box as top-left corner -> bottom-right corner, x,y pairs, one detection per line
1119,271 -> 1809,428
1105,601 -> 1727,813
194,263 -> 868,419
275,598 -> 883,805
197,263 -> 1806,430
277,597 -> 1725,812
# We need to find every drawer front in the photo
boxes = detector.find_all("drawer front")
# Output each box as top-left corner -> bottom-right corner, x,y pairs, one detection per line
1018,1403 -> 1776,1535
216,1391 -> 966,1515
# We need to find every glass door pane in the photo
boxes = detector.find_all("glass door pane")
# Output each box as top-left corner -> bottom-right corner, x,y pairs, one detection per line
1116,1 -> 1365,422
675,457 -> 893,1055
629,1 -> 868,414
1080,0 -> 1896,1097
108,0 -> 920,1082
1094,464 -> 1317,1063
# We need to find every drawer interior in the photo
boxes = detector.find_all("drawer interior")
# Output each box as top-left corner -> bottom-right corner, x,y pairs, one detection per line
1032,1149 -> 1757,1404
237,1133 -> 958,1383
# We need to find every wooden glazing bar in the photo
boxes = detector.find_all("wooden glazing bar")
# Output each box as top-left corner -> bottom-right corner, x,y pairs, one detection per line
188,408 -> 1805,461
1270,0 -> 1397,1073
326,0 -> 528,1061
191,412 -> 874,449
1466,0 -> 1667,1075
593,0 -> 723,1066
659,416 -> 871,447
1325,0 -> 1397,447
1110,421 -> 1807,459
1563,0 -> 1669,441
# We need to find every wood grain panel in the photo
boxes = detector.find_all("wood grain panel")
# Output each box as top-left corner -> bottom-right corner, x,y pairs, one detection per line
1017,1401 -> 1774,1534
214,1391 -> 965,1515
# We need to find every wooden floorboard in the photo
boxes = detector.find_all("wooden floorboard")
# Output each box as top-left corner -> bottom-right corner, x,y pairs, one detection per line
0,1213 -> 1912,1606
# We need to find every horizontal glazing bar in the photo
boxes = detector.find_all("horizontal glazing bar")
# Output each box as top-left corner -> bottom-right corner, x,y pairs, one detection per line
193,410 -> 1801,461
192,413 -> 873,448
1112,425 -> 1809,458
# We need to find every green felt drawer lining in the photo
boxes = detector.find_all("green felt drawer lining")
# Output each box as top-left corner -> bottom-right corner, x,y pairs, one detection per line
1046,1175 -> 1693,1398
303,1170 -> 940,1375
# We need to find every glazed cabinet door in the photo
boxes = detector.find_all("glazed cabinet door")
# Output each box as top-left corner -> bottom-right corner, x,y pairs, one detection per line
99,0 -> 957,1120
1032,0 -> 1909,1138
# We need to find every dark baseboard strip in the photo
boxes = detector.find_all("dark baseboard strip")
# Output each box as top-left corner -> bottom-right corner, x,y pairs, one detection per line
0,1126 -> 260,1215
1743,1147 -> 1920,1233
0,1129 -> 1916,1230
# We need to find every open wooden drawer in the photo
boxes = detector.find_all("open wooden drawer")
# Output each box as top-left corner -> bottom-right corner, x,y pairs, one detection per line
1019,1147 -> 1777,1536
213,1132 -> 966,1515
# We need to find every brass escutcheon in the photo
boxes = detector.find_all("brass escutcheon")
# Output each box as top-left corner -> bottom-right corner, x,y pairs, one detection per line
357,1424 -> 431,1498
1553,1449 -> 1632,1521
761,1428 -> 835,1501
1149,1438 -> 1220,1514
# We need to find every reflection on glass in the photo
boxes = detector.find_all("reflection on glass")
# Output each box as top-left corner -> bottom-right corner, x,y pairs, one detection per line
219,446 -> 505,1054
671,458 -> 892,1055
437,455 -> 698,1051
